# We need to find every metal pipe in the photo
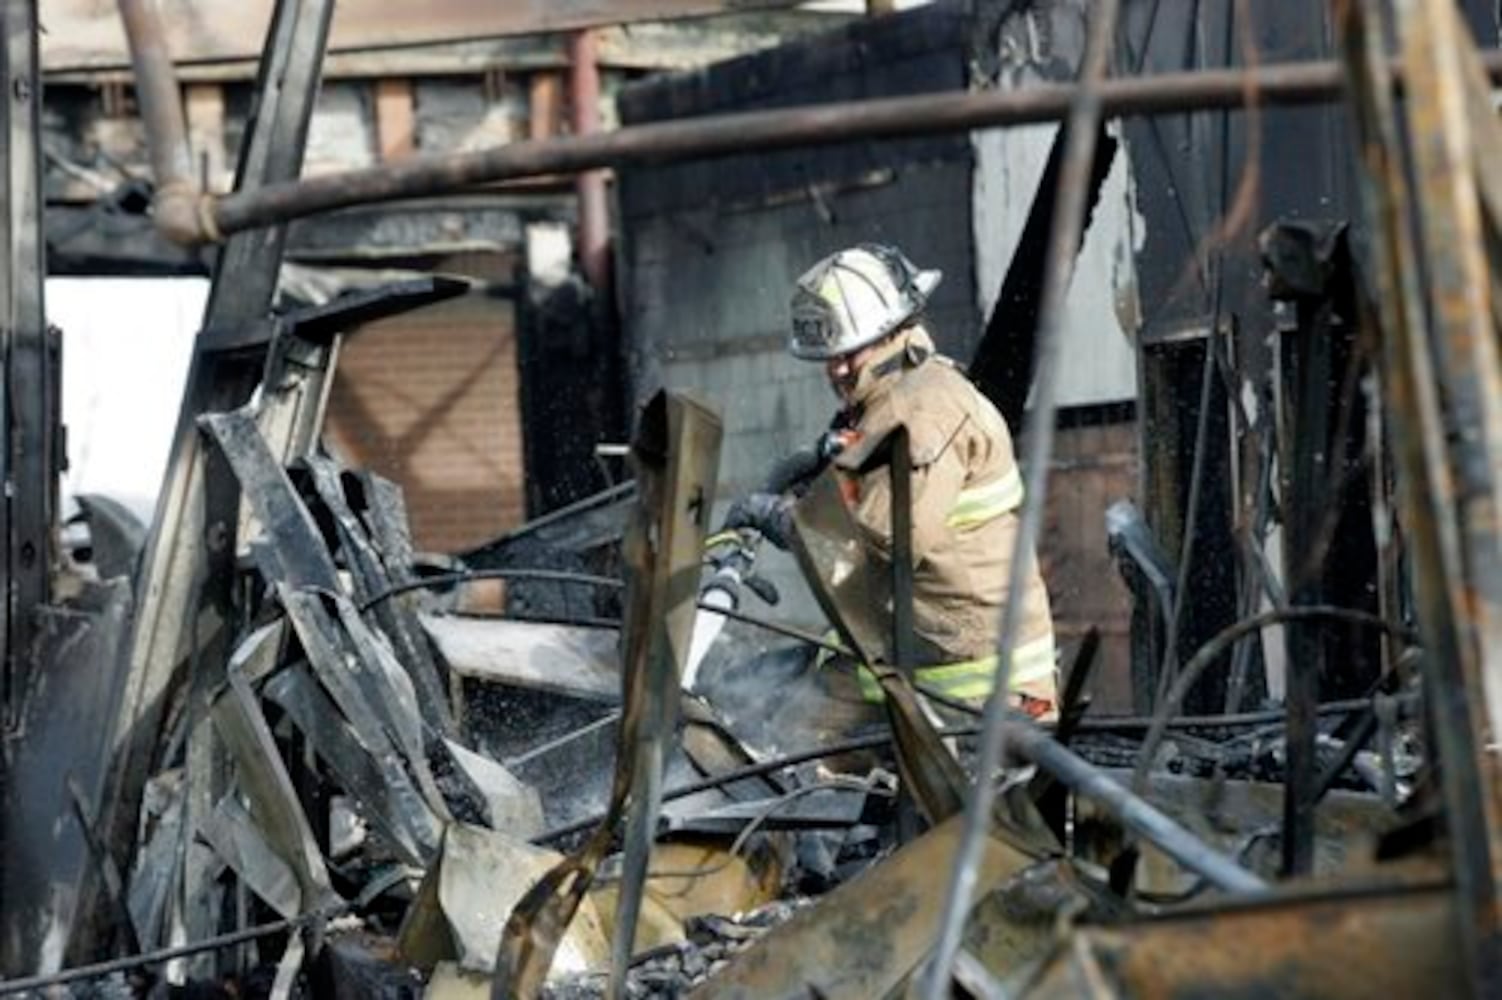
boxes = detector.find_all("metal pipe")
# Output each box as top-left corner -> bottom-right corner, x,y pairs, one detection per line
569,29 -> 611,292
116,0 -> 201,242
1004,717 -> 1269,894
194,52 -> 1502,243
924,0 -> 1123,991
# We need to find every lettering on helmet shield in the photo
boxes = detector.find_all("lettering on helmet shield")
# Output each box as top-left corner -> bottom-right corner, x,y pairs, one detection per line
793,301 -> 835,353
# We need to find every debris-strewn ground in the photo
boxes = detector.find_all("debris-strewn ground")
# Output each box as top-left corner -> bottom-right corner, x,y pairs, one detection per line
543,900 -> 815,1000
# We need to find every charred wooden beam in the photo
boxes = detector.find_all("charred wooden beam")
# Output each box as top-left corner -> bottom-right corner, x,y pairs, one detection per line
0,0 -> 59,974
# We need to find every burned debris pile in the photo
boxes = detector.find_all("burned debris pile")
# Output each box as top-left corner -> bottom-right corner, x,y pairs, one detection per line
9,0 -> 1502,997
8,376 -> 1424,999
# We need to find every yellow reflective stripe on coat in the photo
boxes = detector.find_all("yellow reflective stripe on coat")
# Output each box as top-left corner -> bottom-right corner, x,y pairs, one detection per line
946,467 -> 1024,529
855,632 -> 1057,703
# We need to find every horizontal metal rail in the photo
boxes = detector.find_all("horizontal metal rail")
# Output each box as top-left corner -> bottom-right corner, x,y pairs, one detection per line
196,50 -> 1502,241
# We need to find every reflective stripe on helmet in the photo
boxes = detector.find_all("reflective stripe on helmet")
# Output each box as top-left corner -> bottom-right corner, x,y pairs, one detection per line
853,632 -> 1057,703
946,466 -> 1024,530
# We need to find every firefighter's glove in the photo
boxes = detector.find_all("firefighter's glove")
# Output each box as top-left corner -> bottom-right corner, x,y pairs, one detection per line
724,492 -> 794,551
763,447 -> 824,496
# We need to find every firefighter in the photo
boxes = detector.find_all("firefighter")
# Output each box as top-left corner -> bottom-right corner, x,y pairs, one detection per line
726,243 -> 1058,720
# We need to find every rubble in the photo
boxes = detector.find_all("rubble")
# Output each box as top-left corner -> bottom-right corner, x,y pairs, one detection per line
9,1 -> 1502,999
399,825 -> 610,979
541,901 -> 814,1000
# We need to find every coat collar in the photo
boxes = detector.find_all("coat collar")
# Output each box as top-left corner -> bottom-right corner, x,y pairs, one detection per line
848,324 -> 935,407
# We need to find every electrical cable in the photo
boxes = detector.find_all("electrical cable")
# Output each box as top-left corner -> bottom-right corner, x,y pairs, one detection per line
358,564 -> 855,657
0,906 -> 347,997
1131,605 -> 1419,791
357,567 -> 624,611
531,723 -> 981,846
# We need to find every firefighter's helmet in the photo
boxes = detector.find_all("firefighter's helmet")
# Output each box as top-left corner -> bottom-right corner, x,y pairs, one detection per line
788,244 -> 942,361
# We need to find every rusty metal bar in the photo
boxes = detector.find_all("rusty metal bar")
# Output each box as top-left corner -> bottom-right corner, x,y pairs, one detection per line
569,29 -> 610,292
923,0 -> 1123,991
116,0 -> 202,242
1281,292 -> 1336,877
184,51 -> 1502,243
1357,0 -> 1502,991
116,0 -> 191,185
1024,880 -> 1461,999
1004,717 -> 1269,894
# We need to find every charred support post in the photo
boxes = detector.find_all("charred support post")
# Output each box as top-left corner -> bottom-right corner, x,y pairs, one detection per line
1342,3 -> 1502,990
1262,221 -> 1370,876
887,428 -> 927,835
0,0 -> 51,728
1278,238 -> 1331,880
0,0 -> 58,974
890,428 -> 915,678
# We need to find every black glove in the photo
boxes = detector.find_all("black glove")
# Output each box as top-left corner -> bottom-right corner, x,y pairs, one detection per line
763,447 -> 824,496
761,424 -> 859,498
723,492 -> 794,550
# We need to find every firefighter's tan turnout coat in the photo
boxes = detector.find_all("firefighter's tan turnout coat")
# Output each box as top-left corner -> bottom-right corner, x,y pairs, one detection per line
829,324 -> 1057,707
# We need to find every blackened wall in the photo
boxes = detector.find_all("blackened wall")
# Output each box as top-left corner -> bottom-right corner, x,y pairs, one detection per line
1120,2 -> 1498,709
616,3 -> 988,622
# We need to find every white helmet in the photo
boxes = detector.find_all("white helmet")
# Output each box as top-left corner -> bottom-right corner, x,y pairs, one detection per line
788,244 -> 942,360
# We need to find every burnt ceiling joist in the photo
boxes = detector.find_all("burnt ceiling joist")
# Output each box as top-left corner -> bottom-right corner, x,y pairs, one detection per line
45,196 -> 561,276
